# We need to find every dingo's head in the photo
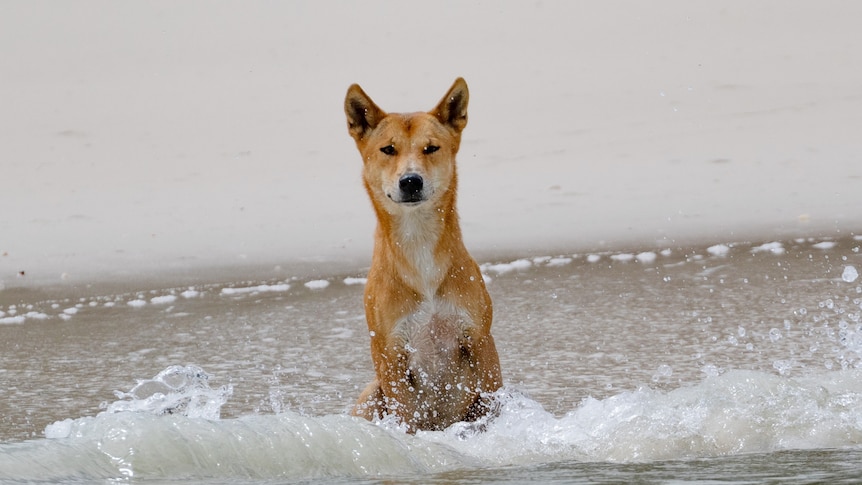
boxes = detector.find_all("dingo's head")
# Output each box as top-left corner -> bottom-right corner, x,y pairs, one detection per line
345,78 -> 468,213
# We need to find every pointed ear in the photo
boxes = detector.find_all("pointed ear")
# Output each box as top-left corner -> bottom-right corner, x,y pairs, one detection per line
431,77 -> 469,133
344,84 -> 386,142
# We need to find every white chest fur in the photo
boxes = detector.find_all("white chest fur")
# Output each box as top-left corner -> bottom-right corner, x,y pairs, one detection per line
394,207 -> 446,298
393,298 -> 474,379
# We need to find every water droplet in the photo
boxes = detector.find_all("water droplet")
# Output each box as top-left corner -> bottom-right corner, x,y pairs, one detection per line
701,364 -> 720,377
773,359 -> 792,375
769,328 -> 782,342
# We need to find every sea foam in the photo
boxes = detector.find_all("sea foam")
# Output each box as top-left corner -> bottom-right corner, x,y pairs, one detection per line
2,367 -> 856,482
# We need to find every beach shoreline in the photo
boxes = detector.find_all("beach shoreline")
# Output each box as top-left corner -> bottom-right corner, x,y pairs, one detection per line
4,227 -> 860,310
3,1 -> 862,296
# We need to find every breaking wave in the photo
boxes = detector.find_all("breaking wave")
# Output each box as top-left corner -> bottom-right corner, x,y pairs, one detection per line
1,366 -> 861,482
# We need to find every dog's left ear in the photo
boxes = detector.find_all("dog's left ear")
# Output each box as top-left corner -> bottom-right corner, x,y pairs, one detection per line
432,77 -> 469,133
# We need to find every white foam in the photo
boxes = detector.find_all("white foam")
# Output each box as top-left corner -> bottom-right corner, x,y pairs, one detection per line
813,241 -> 837,250
546,257 -> 573,267
220,284 -> 290,295
62,307 -> 78,315
43,419 -> 74,440
752,242 -> 785,254
636,251 -> 657,264
150,295 -> 177,305
707,244 -> 730,256
611,253 -> 635,262
437,370 -> 862,463
485,260 -> 532,274
304,280 -> 330,290
843,266 -> 859,283
181,289 -> 200,298
587,254 -> 602,263
0,315 -> 26,325
343,277 -> 367,285
1,367 -> 855,482
127,299 -> 147,308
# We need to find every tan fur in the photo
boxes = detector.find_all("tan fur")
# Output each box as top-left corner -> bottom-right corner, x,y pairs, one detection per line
344,78 -> 502,432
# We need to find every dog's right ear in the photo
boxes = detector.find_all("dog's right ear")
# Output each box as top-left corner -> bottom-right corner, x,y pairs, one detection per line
345,84 -> 386,142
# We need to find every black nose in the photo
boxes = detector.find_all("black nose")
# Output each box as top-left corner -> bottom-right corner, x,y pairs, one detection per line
399,173 -> 424,201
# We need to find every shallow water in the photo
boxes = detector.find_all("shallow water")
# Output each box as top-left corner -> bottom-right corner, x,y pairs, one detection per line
1,236 -> 862,482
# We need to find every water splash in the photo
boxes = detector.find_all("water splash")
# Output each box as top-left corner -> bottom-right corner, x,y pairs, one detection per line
0,368 -> 858,482
102,365 -> 232,419
434,370 -> 862,464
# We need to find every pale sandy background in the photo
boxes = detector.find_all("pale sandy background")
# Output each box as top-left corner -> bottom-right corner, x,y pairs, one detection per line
2,1 -> 861,287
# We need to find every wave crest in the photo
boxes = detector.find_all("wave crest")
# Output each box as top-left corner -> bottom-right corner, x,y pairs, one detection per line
1,368 -> 860,481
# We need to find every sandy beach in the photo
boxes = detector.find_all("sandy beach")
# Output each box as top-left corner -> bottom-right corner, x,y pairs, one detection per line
2,1 -> 861,291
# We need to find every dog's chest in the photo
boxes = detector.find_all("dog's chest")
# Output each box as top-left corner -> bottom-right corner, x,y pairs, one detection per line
394,209 -> 446,296
403,245 -> 440,296
394,298 -> 473,376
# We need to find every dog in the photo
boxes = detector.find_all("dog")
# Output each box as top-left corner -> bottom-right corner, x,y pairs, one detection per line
344,78 -> 502,432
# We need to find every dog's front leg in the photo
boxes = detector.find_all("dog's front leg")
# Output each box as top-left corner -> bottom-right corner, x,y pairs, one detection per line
352,379 -> 385,420
376,350 -> 425,431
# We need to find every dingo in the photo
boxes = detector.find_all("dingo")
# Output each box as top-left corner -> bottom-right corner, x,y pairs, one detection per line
344,78 -> 502,432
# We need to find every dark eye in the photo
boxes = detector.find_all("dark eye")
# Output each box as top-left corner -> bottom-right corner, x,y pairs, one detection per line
423,145 -> 440,155
380,145 -> 396,156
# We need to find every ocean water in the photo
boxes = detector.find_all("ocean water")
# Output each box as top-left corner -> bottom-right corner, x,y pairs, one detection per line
1,235 -> 862,483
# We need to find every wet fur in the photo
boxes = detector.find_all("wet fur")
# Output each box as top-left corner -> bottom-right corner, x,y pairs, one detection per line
344,78 -> 502,432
